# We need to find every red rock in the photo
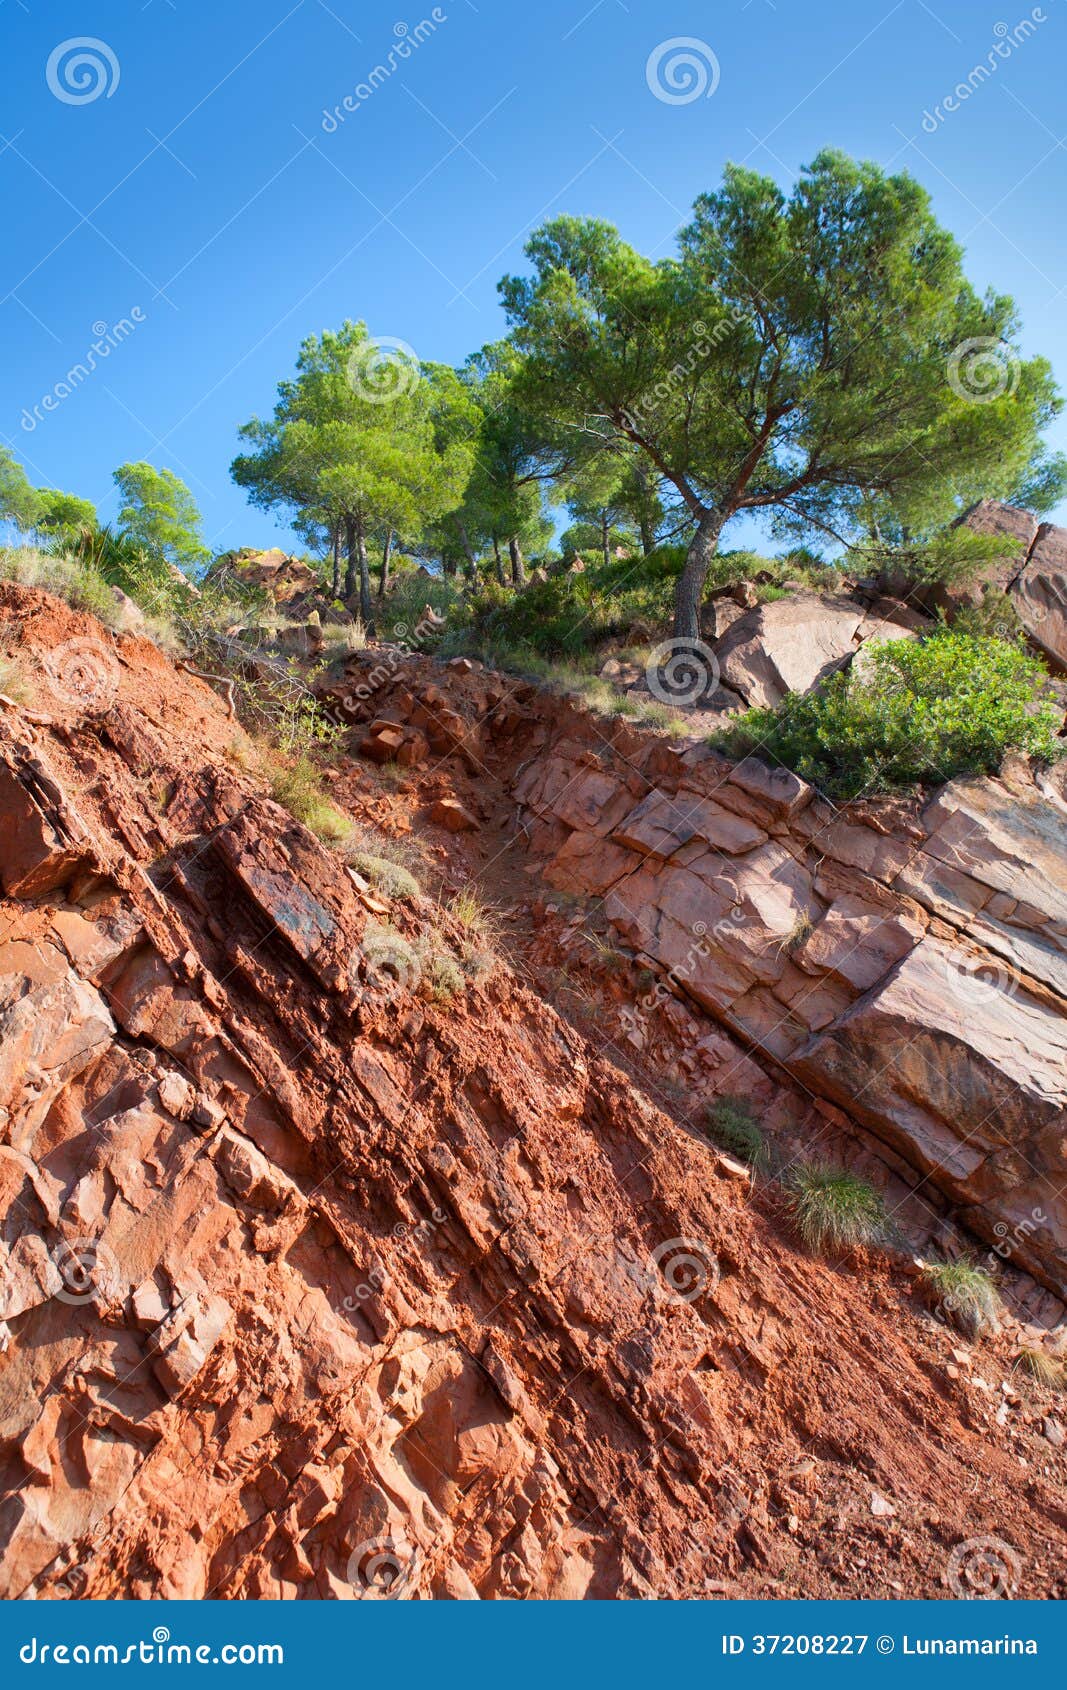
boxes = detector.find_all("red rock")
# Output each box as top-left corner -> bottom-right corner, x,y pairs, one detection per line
429,796 -> 478,832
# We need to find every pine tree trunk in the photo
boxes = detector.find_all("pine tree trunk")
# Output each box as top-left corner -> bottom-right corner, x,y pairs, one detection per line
331,525 -> 341,598
601,512 -> 610,573
379,529 -> 392,598
509,536 -> 526,587
355,515 -> 372,626
492,536 -> 507,587
344,513 -> 358,602
639,513 -> 656,556
673,511 -> 725,643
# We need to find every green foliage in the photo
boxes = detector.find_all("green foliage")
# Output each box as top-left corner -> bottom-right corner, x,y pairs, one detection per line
715,631 -> 1063,798
501,152 -> 1062,639
32,488 -> 98,543
920,1260 -> 1001,1337
855,525 -> 1022,591
113,462 -> 209,573
232,322 -> 478,619
0,545 -> 123,627
349,851 -> 420,902
786,1164 -> 887,1255
704,1097 -> 766,1168
0,447 -> 39,531
268,754 -> 350,842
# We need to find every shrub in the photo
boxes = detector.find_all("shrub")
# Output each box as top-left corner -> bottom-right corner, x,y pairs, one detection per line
424,948 -> 464,1003
714,631 -> 1063,799
0,545 -> 124,627
268,755 -> 350,843
349,850 -> 420,902
920,1260 -> 1001,1337
704,1097 -> 766,1168
786,1163 -> 887,1255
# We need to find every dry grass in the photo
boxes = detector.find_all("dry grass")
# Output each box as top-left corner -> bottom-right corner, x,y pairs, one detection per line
920,1260 -> 1001,1337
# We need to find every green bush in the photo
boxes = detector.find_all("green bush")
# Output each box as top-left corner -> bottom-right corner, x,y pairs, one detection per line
920,1260 -> 1001,1337
704,1097 -> 766,1168
786,1163 -> 887,1255
268,754 -> 350,843
0,545 -> 124,627
349,850 -> 420,902
714,631 -> 1063,799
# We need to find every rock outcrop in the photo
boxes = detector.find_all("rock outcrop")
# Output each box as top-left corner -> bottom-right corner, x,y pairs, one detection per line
2,586 -> 1067,1601
327,648 -> 1067,1299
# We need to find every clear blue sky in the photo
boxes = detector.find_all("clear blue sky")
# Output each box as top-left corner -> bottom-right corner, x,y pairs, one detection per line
4,0 -> 1066,557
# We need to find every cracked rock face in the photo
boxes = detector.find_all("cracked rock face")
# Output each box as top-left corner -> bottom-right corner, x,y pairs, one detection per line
2,582 -> 1067,1600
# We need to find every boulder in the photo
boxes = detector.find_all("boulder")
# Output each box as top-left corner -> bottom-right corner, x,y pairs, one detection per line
916,500 -> 1038,621
713,593 -> 866,708
1013,520 -> 1067,672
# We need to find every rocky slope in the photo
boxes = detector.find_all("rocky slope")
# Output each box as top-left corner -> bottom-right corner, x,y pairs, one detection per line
2,583 -> 1067,1601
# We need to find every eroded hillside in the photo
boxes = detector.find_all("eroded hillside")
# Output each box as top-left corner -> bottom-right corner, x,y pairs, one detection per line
2,582 -> 1067,1601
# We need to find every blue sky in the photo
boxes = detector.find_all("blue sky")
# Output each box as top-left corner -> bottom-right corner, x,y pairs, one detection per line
3,0 -> 1066,558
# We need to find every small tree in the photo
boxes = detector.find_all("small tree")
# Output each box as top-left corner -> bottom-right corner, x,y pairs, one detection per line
0,447 -> 40,532
33,489 -> 98,546
113,462 -> 209,575
501,152 -> 1061,643
233,324 -> 476,623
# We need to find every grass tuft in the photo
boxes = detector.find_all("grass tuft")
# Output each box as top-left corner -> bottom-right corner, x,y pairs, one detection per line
704,1096 -> 766,1169
920,1259 -> 1001,1337
268,754 -> 351,843
786,1163 -> 887,1255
